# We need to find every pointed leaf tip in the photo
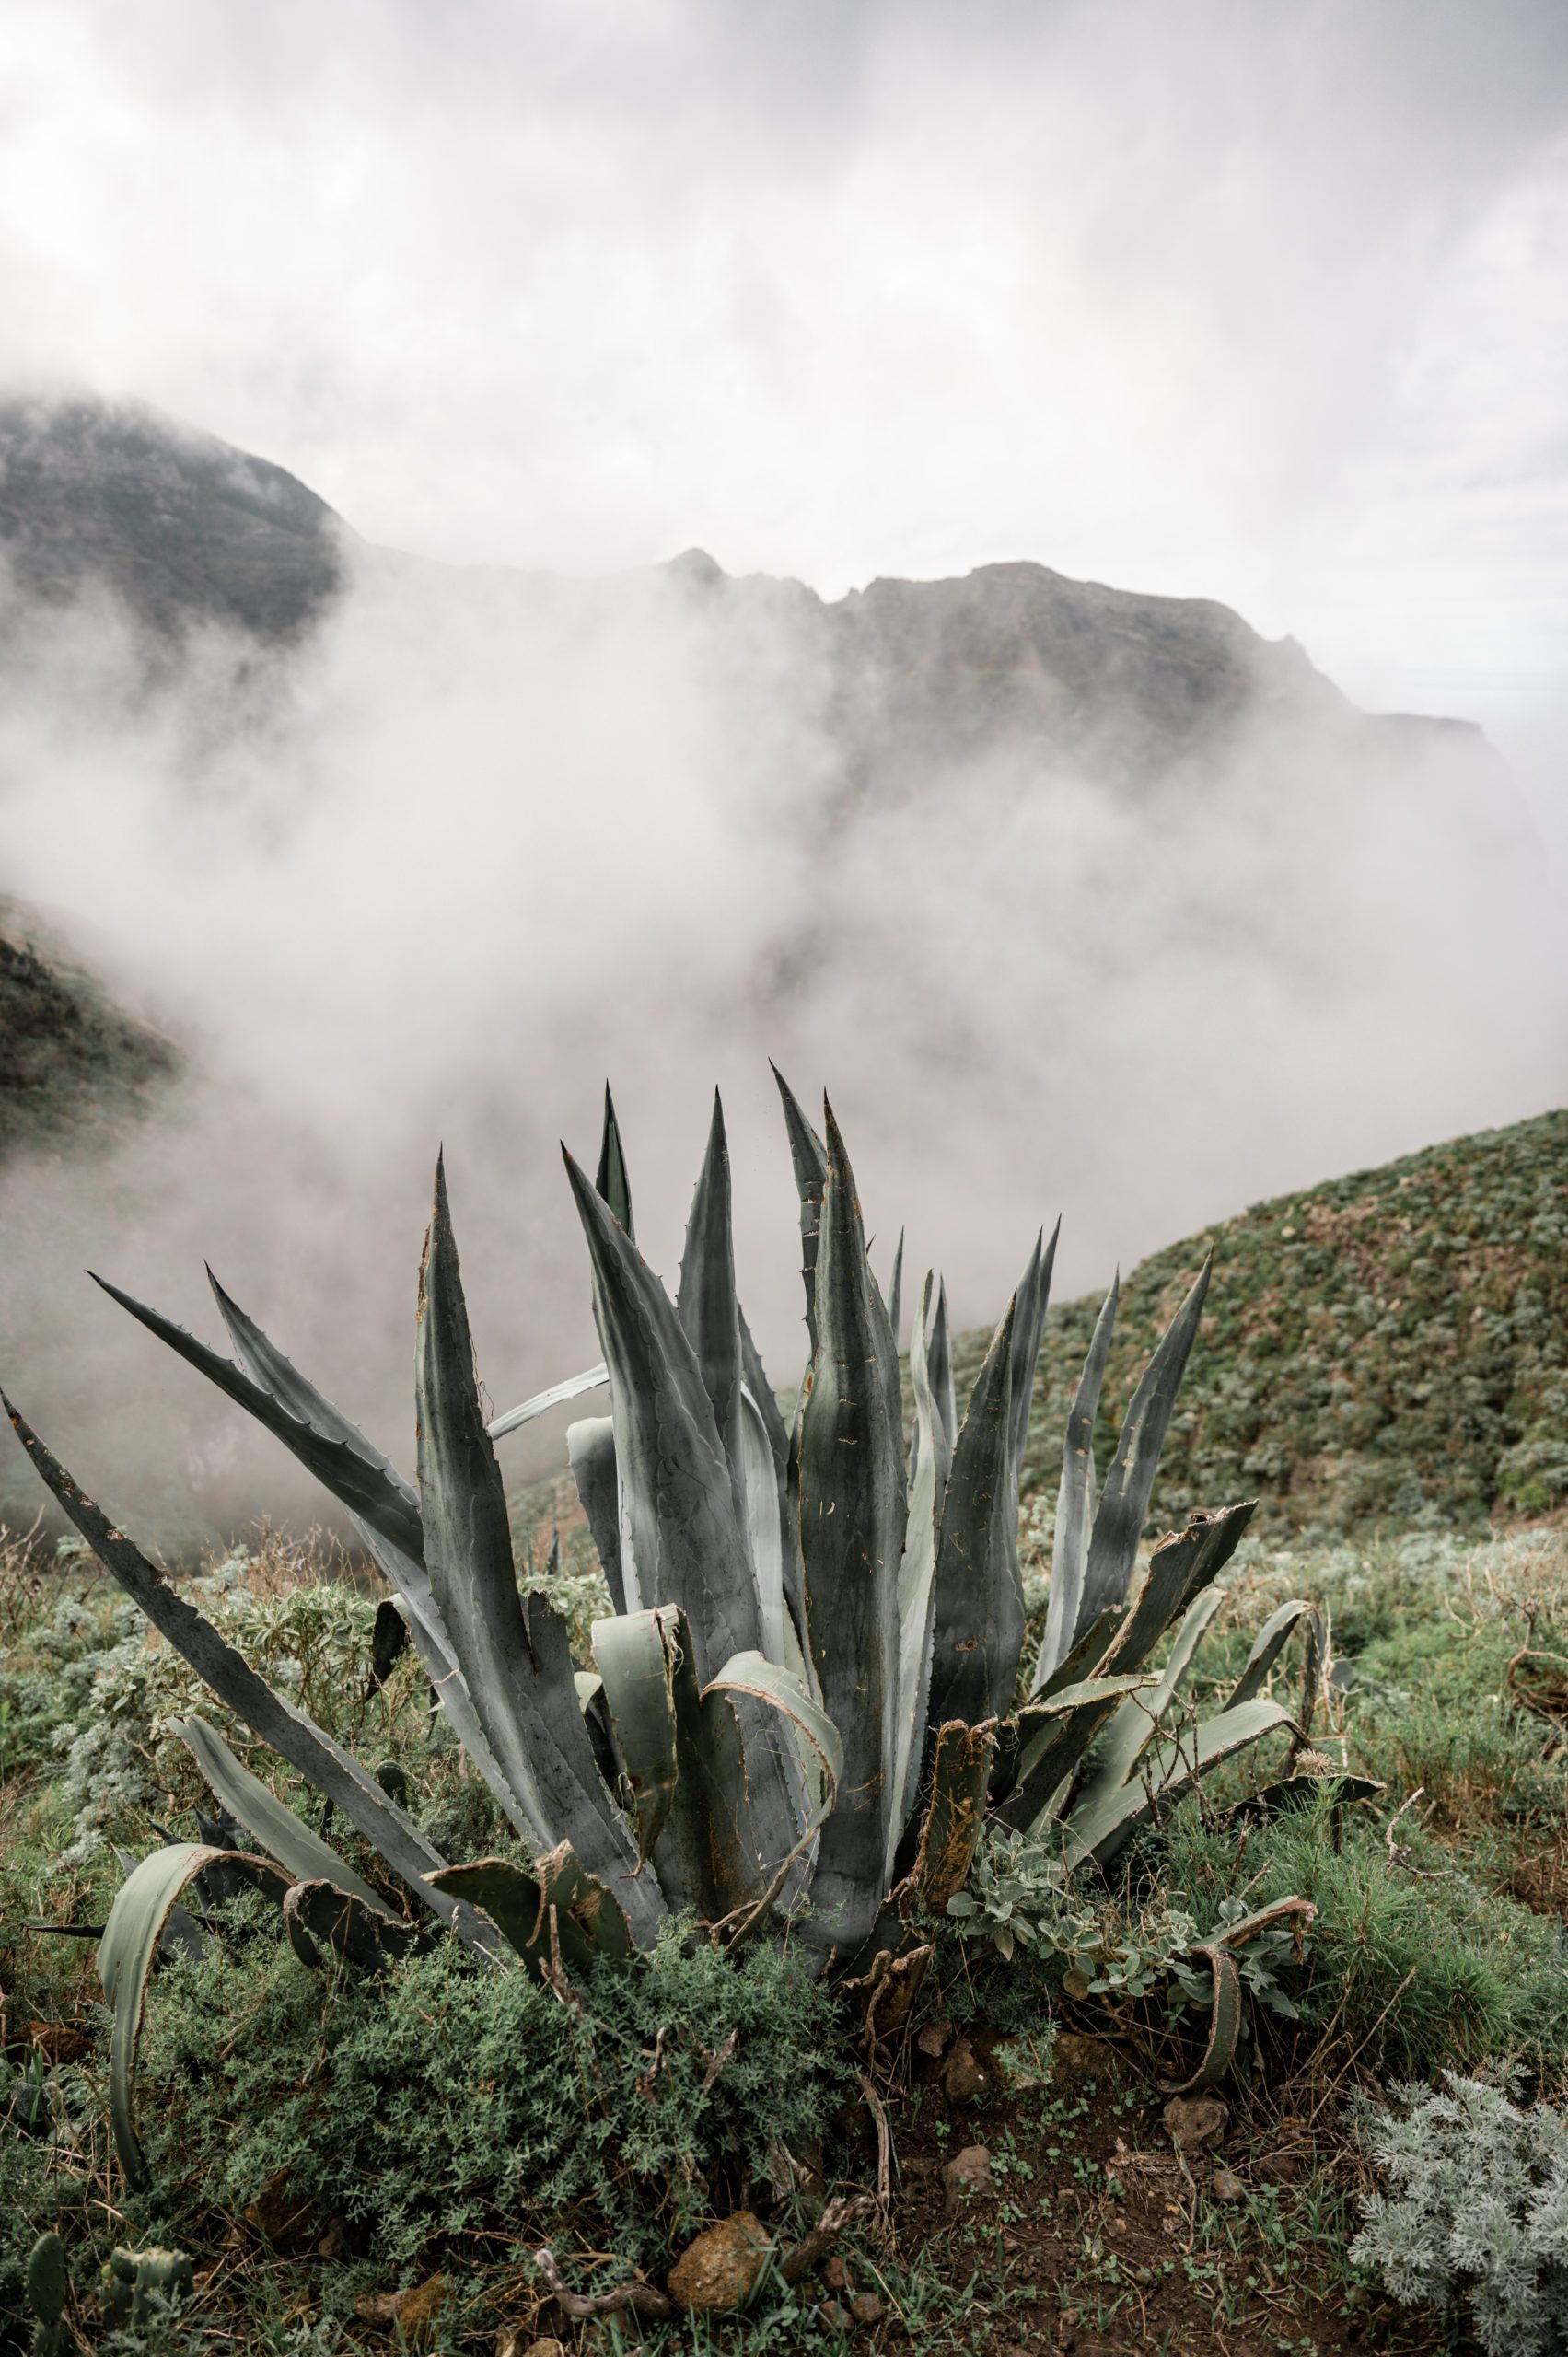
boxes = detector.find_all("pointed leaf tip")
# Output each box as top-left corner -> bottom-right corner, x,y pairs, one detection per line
593,1085 -> 635,1236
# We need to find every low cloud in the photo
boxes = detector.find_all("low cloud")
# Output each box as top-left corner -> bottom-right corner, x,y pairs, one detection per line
0,535 -> 1561,1541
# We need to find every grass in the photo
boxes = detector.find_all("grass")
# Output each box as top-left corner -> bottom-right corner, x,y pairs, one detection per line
5,1516 -> 1568,2350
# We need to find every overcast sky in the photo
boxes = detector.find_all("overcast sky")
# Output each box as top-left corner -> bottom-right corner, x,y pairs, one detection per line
3,0 -> 1566,853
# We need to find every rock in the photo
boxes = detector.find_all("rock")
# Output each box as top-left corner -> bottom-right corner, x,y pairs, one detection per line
392,2276 -> 447,2340
850,2292 -> 885,2326
820,2255 -> 848,2291
941,2037 -> 990,2103
28,2021 -> 89,2063
943,2144 -> 995,2212
819,2300 -> 849,2330
1212,2167 -> 1246,2202
915,2019 -> 954,2059
1257,2143 -> 1308,2182
1163,2094 -> 1229,2152
496,2340 -> 564,2357
355,2274 -> 446,2341
667,2212 -> 772,2314
1051,2031 -> 1117,2082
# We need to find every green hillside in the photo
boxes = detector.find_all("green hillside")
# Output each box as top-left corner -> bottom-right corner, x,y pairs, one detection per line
954,1106 -> 1568,1540
0,915 -> 181,1161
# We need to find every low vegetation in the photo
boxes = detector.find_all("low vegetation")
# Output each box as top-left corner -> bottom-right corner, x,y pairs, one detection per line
0,1087 -> 1563,2354
0,911 -> 180,1163
966,1105 -> 1568,1538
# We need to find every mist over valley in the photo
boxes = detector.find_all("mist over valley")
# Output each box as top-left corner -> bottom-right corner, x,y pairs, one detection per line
0,392 -> 1559,1538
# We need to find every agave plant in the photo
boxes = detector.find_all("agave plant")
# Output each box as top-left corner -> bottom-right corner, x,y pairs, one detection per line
7,1074 -> 1316,2170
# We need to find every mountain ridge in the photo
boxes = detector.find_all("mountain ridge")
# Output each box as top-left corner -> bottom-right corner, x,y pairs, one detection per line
0,391 -> 1496,768
0,391 -> 346,640
0,389 -> 1543,1164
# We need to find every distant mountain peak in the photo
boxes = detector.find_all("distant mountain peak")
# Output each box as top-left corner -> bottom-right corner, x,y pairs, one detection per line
0,389 -> 345,640
665,546 -> 727,590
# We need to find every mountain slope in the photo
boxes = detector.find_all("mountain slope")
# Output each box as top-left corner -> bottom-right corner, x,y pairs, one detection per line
955,1108 -> 1568,1539
0,394 -> 344,639
799,555 -> 1501,807
0,391 -> 1547,1207
0,393 -> 1506,804
0,908 -> 180,1158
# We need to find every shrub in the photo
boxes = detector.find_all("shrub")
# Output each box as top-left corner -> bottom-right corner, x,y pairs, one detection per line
1352,2073 -> 1568,2356
133,1900 -> 847,2291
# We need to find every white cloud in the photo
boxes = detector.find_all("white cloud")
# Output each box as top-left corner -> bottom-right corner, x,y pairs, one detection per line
0,0 -> 1565,1534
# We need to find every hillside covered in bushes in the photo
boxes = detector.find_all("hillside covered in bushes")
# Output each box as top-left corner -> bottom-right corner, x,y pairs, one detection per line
0,913 -> 180,1163
958,1106 -> 1568,1541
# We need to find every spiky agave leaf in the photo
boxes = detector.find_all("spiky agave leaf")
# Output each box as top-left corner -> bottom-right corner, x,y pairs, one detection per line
677,1093 -> 750,1570
126,1269 -> 514,1816
737,1306 -> 808,1667
905,1719 -> 998,1914
888,1273 -> 941,1871
886,1230 -> 904,1353
417,1157 -> 663,1948
1035,1273 -> 1118,1689
566,1146 -> 806,1908
1033,1603 -> 1121,1703
854,1713 -> 1000,1969
590,1604 -> 835,1934
1098,1502 -> 1256,1678
796,1104 -> 906,1961
738,1306 -> 790,1482
535,1840 -> 635,1964
93,1271 -> 421,1562
926,1294 -> 1022,1731
1065,1586 -> 1224,1826
565,1149 -> 763,1678
1226,1598 -> 1320,1708
1005,1220 -> 1059,1498
1001,1503 -> 1255,1832
702,1649 -> 844,1944
566,1416 -> 626,1610
488,1363 -> 609,1442
284,1880 -> 422,1975
1073,1258 -> 1213,1644
596,1083 -> 635,1237
172,1715 -> 391,1916
1000,1670 -> 1162,1831
425,1856 -> 597,1978
927,1276 -> 958,1500
99,1842 -> 290,2185
737,1385 -> 791,1671
592,1605 -> 709,1907
1063,1696 -> 1299,1873
5,1398 -> 502,1956
772,1064 -> 829,1356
